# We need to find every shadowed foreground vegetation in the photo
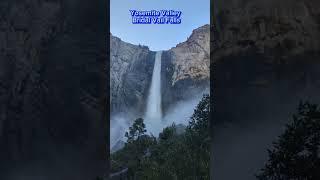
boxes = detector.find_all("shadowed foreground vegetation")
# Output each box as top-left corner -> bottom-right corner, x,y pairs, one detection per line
110,94 -> 210,180
257,102 -> 320,180
108,97 -> 320,180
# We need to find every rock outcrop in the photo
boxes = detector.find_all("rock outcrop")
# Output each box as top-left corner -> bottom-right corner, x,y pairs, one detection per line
0,1 -> 108,179
170,24 -> 210,85
162,24 -> 210,112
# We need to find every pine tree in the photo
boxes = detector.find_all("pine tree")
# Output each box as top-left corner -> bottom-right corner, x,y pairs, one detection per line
125,118 -> 147,143
257,102 -> 320,180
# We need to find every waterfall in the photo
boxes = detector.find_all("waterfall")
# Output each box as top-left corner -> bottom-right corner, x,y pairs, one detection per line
145,51 -> 162,135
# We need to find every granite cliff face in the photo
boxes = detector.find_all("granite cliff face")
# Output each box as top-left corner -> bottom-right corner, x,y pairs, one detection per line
110,24 -> 210,116
212,0 -> 320,179
170,25 -> 210,85
0,1 -> 108,179
213,0 -> 320,60
110,35 -> 154,116
212,0 -> 320,124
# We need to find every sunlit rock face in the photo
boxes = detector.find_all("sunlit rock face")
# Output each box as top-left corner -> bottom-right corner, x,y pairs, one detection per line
162,25 -> 210,113
170,24 -> 210,86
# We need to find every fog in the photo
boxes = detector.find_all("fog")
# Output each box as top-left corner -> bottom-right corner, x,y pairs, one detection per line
110,114 -> 131,147
110,92 -> 207,149
145,94 -> 204,137
212,119 -> 288,180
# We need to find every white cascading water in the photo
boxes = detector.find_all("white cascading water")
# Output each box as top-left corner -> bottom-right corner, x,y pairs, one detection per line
145,51 -> 163,135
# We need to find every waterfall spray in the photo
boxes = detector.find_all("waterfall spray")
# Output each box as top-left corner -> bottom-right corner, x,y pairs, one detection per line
145,51 -> 162,135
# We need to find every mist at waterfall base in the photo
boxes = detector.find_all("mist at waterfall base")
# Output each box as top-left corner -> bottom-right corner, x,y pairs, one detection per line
110,95 -> 204,148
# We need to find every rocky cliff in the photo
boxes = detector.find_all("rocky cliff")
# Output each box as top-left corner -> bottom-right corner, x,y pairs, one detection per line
110,24 -> 210,116
213,0 -> 320,125
110,35 -> 154,116
213,0 -> 320,60
211,0 -> 320,179
0,1 -> 108,179
212,0 -> 320,124
162,24 -> 210,112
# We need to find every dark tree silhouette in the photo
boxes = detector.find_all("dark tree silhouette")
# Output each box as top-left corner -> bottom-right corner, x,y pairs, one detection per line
257,102 -> 320,180
184,94 -> 210,179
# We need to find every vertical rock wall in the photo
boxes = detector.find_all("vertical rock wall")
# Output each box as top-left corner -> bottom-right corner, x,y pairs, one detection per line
0,1 -> 108,179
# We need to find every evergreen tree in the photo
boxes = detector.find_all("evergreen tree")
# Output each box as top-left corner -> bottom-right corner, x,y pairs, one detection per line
111,118 -> 156,178
125,118 -> 147,143
184,94 -> 210,179
257,102 -> 320,180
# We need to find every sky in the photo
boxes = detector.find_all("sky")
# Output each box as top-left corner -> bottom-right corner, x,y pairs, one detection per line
111,0 -> 210,51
